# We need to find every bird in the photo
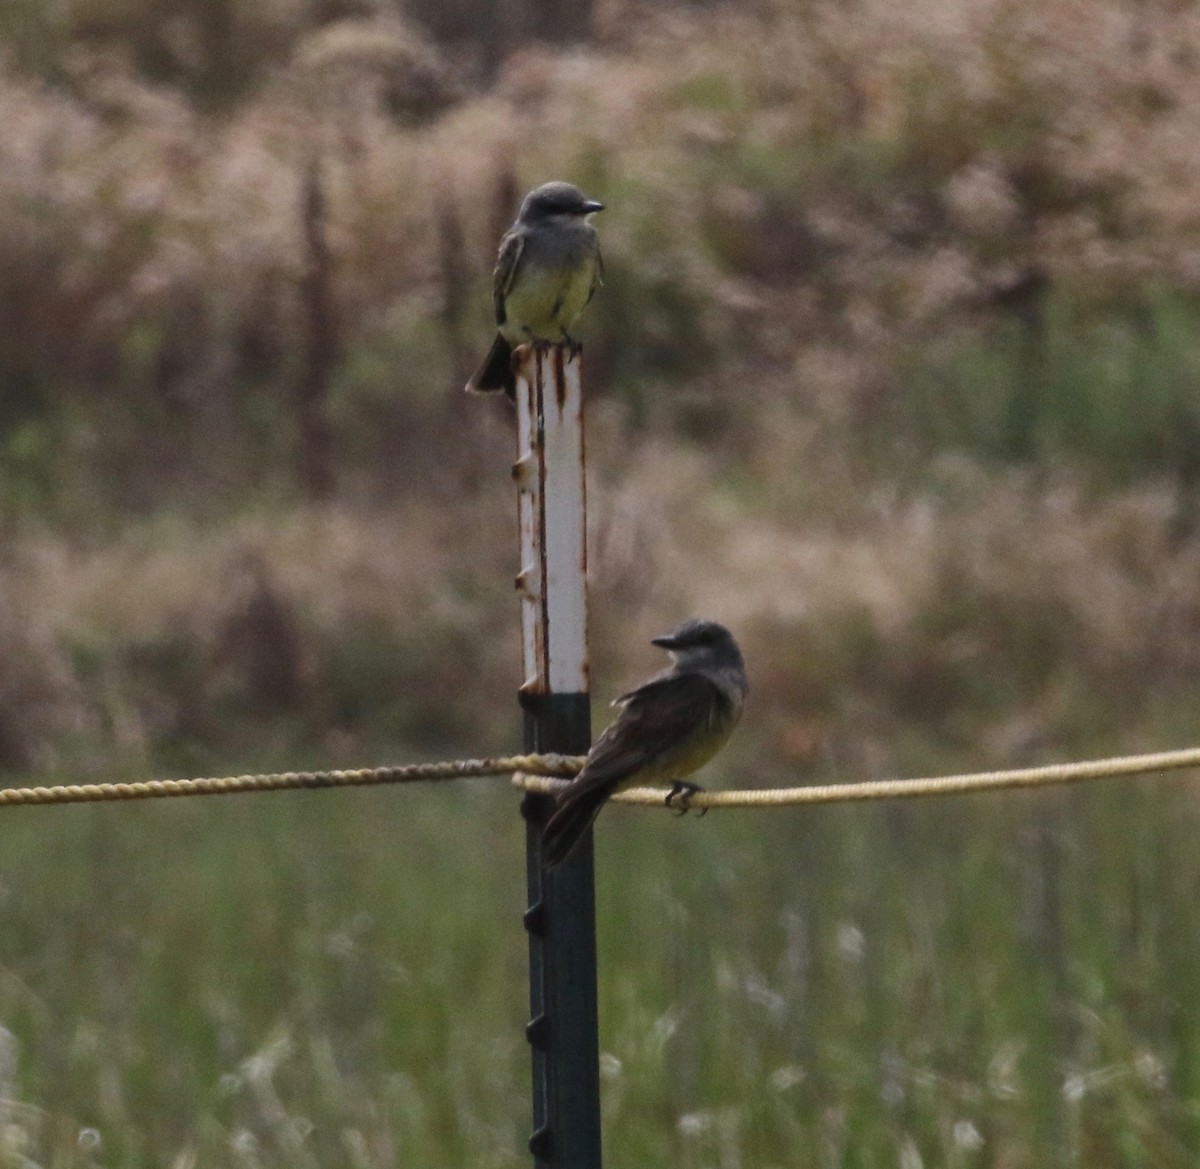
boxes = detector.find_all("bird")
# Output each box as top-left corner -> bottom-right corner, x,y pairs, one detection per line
542,618 -> 748,868
466,180 -> 605,397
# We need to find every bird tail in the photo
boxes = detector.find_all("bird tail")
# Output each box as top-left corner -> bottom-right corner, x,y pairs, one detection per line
542,786 -> 609,869
466,335 -> 515,397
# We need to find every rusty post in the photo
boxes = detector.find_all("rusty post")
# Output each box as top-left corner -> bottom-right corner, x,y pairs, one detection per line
512,343 -> 602,1169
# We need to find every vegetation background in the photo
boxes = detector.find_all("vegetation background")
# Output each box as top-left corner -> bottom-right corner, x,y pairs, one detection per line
2,0 -> 1200,1164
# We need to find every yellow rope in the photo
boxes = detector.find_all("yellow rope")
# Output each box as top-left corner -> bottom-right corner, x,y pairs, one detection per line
3,745 -> 1200,810
514,745 -> 1200,807
0,754 -> 583,808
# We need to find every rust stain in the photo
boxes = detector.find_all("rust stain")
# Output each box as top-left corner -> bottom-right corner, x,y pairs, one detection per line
554,344 -> 569,413
577,358 -> 589,694
515,354 -> 547,694
511,453 -> 536,487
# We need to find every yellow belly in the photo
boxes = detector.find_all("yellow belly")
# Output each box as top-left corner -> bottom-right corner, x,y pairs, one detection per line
502,256 -> 598,343
616,716 -> 735,793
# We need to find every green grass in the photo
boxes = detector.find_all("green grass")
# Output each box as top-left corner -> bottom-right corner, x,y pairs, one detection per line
2,735 -> 1200,1167
0,782 -> 530,1168
893,291 -> 1200,485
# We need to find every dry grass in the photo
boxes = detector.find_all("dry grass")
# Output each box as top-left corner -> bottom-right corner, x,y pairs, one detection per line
0,497 -> 521,770
4,439 -> 1200,786
2,0 -> 1200,771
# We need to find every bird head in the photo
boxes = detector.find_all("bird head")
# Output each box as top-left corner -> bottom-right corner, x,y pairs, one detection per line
651,618 -> 744,676
520,181 -> 605,224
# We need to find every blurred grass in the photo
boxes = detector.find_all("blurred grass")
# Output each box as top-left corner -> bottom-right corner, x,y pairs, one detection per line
0,782 -> 530,1168
6,0 -> 1200,520
893,290 -> 1200,483
2,743 -> 1200,1167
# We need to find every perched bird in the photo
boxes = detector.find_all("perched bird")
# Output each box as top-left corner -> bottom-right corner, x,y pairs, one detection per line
466,180 -> 605,397
542,619 -> 748,868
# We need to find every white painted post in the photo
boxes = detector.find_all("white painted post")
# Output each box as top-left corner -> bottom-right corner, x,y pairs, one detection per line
514,346 -> 589,697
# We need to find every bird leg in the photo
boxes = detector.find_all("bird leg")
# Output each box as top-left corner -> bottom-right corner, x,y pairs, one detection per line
665,781 -> 707,817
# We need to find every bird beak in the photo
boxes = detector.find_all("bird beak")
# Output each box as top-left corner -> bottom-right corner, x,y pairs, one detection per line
651,633 -> 680,649
582,200 -> 605,214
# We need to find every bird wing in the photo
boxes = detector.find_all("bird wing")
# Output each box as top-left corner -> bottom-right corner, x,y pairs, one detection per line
586,244 -> 604,306
561,672 -> 727,804
492,229 -> 525,326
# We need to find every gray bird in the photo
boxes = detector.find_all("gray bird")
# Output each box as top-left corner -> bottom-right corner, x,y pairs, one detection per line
466,181 -> 604,397
543,619 -> 748,868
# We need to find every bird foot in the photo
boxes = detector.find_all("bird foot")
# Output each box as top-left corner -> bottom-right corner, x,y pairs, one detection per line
529,337 -> 581,357
665,781 -> 707,817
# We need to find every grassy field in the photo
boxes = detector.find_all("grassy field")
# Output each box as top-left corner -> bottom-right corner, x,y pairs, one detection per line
2,721 -> 1200,1168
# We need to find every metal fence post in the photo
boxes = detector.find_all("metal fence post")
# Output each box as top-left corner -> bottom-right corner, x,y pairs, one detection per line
513,344 -> 603,1169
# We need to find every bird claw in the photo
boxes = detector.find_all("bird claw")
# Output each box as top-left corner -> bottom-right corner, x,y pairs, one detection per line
665,781 -> 706,817
523,336 -> 582,357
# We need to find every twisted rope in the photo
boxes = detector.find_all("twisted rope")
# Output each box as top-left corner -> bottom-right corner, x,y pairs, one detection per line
3,745 -> 1199,810
0,754 -> 583,808
513,745 -> 1200,807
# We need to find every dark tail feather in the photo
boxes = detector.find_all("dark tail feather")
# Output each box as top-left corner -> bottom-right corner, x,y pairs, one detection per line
542,788 -> 608,868
466,334 -> 515,397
